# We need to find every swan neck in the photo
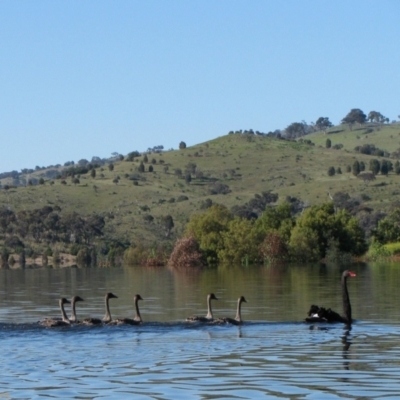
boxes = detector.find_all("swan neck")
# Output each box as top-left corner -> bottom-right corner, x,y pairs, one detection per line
70,300 -> 77,322
60,301 -> 70,323
134,297 -> 142,322
103,296 -> 112,322
235,298 -> 242,322
206,296 -> 213,319
342,275 -> 352,323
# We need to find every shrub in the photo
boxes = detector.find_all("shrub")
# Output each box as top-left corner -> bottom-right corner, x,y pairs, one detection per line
327,166 -> 335,176
52,250 -> 60,267
124,245 -> 150,266
177,195 -> 189,202
367,240 -> 390,260
168,236 -> 204,268
143,214 -> 154,223
259,232 -> 288,263
209,182 -> 231,195
383,242 -> 400,255
76,248 -> 91,267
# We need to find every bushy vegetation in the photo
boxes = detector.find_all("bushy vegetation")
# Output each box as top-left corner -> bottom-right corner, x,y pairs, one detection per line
1,111 -> 400,266
171,201 -> 367,266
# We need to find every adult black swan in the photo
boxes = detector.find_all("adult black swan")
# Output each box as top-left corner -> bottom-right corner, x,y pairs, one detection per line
305,270 -> 356,324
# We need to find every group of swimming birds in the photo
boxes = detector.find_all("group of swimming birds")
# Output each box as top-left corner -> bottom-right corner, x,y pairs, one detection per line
38,270 -> 356,328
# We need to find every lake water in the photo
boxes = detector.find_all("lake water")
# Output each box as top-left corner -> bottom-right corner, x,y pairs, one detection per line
1,262 -> 400,398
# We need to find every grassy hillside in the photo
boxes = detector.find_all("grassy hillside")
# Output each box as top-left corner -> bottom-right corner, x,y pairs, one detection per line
1,124 -> 400,254
309,122 -> 400,154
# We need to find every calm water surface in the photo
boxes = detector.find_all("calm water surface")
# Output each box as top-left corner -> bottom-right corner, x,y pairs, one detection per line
0,263 -> 400,399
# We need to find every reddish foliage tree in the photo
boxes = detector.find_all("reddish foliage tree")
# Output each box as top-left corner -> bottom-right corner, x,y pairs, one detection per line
168,236 -> 204,268
259,232 -> 288,263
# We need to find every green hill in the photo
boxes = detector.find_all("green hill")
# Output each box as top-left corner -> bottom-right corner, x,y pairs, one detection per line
1,123 -> 400,260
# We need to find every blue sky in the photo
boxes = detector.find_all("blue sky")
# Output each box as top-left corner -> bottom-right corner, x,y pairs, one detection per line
1,0 -> 399,172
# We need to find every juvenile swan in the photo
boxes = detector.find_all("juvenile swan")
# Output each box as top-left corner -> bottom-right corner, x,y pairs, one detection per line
82,292 -> 118,325
39,298 -> 71,327
113,294 -> 144,325
186,293 -> 218,322
214,296 -> 247,325
69,295 -> 84,323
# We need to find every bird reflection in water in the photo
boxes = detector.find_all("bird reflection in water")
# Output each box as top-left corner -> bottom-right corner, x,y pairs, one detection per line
342,327 -> 352,370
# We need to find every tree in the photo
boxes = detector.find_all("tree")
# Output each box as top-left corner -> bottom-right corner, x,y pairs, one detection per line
357,172 -> 376,184
138,162 -> 145,173
185,204 -> 233,264
90,169 -> 96,178
327,166 -> 336,176
326,138 -> 332,148
259,232 -> 289,263
126,151 -> 140,161
289,202 -> 366,261
167,236 -> 204,268
179,141 -> 187,149
380,160 -> 392,176
341,109 -> 367,129
19,250 -> 26,268
369,159 -> 380,175
185,173 -> 192,184
316,117 -> 333,133
174,168 -> 182,177
218,218 -> 260,265
39,178 -> 45,185
373,208 -> 400,244
1,247 -> 9,268
148,165 -> 154,173
352,160 -> 360,176
285,122 -> 307,138
367,111 -> 386,124
395,161 -> 400,175
255,202 -> 295,243
108,163 -> 114,171
76,247 -> 91,267
160,215 -> 174,238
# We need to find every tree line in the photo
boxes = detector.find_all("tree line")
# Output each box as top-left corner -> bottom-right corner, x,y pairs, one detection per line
167,201 -> 368,267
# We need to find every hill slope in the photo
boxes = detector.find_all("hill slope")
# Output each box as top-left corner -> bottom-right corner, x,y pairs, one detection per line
1,124 -> 400,255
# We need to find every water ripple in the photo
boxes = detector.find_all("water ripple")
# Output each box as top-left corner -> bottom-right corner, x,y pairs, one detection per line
0,321 -> 399,398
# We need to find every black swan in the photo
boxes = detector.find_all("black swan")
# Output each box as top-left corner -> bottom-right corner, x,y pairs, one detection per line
39,298 -> 71,327
82,292 -> 118,325
305,270 -> 356,324
186,293 -> 218,322
214,296 -> 247,325
113,294 -> 143,325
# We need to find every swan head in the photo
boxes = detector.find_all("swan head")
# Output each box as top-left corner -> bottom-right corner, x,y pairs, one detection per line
72,296 -> 84,303
60,298 -> 71,305
239,296 -> 247,303
106,292 -> 118,299
343,270 -> 356,278
208,293 -> 218,301
134,294 -> 143,302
